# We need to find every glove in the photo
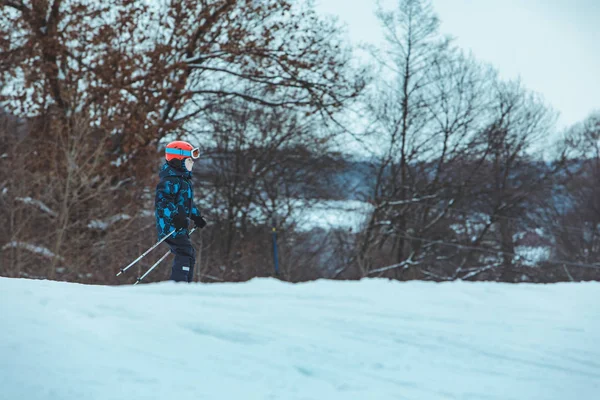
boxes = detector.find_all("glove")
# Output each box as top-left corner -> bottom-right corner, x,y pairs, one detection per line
191,215 -> 207,229
172,210 -> 188,230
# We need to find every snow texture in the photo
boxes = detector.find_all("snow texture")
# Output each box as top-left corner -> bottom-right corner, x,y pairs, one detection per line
515,245 -> 552,266
0,277 -> 599,400
15,197 -> 58,218
1,242 -> 63,261
87,214 -> 132,230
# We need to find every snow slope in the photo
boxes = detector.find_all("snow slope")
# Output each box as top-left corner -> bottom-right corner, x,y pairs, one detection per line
1,277 -> 599,400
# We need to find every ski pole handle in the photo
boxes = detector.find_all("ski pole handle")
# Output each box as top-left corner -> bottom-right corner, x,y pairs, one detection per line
116,229 -> 176,277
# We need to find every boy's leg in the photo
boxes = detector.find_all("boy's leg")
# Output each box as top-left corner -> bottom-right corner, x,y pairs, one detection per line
188,244 -> 196,282
166,233 -> 195,282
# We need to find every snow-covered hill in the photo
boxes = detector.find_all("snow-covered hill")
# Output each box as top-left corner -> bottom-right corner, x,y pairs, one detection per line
1,277 -> 599,400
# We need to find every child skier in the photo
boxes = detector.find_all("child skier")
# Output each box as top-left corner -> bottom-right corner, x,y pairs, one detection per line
155,140 -> 206,282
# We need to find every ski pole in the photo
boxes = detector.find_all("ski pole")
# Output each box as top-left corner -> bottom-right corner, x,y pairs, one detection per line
133,227 -> 197,285
116,229 -> 176,277
134,250 -> 170,285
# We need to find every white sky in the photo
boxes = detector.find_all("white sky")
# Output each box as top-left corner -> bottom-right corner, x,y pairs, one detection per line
315,0 -> 600,129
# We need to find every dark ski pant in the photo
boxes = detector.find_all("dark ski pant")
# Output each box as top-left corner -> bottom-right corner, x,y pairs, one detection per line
165,233 -> 196,282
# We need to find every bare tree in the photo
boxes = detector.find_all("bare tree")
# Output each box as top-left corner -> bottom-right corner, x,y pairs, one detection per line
344,0 -> 562,283
352,0 -> 492,279
192,99 -> 347,281
448,80 -> 557,282
540,112 -> 600,280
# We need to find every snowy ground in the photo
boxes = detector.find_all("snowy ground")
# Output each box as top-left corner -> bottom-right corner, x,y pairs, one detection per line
1,278 -> 599,400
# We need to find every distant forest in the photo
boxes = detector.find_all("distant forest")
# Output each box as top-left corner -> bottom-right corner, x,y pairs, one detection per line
1,0 -> 599,284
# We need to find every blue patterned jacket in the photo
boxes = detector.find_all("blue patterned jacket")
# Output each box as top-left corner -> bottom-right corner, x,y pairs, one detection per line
154,163 -> 202,239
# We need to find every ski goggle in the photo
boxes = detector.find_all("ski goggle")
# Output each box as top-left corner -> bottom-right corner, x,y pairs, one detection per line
165,147 -> 200,159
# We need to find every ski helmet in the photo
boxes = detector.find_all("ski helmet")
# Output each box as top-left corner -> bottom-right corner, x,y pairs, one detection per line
165,140 -> 200,171
165,140 -> 200,161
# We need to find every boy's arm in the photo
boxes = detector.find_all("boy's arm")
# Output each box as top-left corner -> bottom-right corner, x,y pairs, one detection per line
155,179 -> 179,223
190,203 -> 207,228
191,203 -> 201,218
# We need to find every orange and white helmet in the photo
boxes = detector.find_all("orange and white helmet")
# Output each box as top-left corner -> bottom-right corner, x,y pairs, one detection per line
165,141 -> 200,161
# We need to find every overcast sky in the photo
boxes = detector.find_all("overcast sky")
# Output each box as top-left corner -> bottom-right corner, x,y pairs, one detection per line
315,0 -> 600,129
